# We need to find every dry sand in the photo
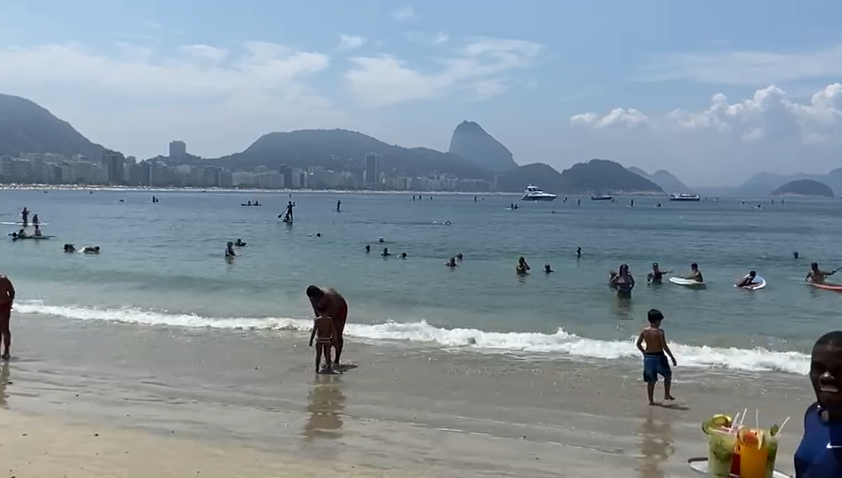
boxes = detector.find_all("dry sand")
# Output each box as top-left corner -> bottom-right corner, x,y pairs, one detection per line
0,412 -> 427,478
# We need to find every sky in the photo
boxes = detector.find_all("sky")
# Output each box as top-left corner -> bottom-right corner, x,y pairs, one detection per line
1,0 -> 842,185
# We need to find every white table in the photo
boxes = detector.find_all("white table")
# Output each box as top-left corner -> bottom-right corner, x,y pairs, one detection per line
687,457 -> 790,477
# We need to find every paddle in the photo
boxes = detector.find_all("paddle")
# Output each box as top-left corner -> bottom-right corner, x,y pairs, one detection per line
830,266 -> 842,276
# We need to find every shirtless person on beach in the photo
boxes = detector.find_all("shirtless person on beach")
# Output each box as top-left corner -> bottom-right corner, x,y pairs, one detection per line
309,312 -> 337,373
636,309 -> 677,405
305,286 -> 348,365
0,274 -> 15,360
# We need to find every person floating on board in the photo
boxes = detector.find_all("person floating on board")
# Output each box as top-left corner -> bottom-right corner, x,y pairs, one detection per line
636,309 -> 677,406
81,246 -> 100,254
806,262 -> 838,284
736,271 -> 758,288
0,273 -> 15,360
20,207 -> 29,226
685,263 -> 704,282
305,285 -> 349,366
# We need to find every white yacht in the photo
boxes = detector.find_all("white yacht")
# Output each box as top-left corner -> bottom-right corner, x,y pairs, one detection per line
668,193 -> 701,202
521,185 -> 557,201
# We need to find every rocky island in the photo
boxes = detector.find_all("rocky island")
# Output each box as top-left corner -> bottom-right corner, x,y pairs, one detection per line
496,159 -> 664,194
448,121 -> 518,173
771,179 -> 835,197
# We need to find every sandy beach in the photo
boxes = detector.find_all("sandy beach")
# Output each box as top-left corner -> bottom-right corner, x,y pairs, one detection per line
0,314 -> 814,477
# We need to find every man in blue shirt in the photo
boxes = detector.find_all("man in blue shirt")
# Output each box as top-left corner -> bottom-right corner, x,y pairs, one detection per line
795,330 -> 842,477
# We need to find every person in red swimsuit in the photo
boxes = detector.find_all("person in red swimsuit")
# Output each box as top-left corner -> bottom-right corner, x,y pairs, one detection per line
306,285 -> 348,366
0,274 -> 15,360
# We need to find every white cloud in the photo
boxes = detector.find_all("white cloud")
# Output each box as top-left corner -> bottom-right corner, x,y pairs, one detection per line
338,34 -> 366,50
0,41 -> 347,158
345,37 -> 544,107
571,84 -> 842,144
570,108 -> 649,129
565,84 -> 842,184
392,5 -> 416,21
635,40 -> 842,86
141,20 -> 162,30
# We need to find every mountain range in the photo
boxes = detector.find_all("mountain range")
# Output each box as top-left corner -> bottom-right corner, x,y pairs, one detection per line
1,92 -> 835,196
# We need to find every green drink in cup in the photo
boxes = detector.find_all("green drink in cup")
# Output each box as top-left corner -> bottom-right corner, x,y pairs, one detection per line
707,428 -> 737,477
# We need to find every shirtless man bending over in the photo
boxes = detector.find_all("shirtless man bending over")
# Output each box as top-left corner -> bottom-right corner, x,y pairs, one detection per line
306,285 -> 348,365
0,274 -> 15,360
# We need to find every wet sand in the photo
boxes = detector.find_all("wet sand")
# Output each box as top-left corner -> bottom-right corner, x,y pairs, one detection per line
1,314 -> 813,477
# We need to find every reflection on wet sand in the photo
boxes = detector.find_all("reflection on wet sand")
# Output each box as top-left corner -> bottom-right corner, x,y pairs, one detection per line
636,410 -> 674,478
0,361 -> 9,408
303,374 -> 346,441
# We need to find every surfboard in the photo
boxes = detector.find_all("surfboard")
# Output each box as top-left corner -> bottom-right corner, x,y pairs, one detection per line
735,276 -> 766,290
1,222 -> 50,226
10,235 -> 54,241
808,282 -> 842,292
669,277 -> 707,288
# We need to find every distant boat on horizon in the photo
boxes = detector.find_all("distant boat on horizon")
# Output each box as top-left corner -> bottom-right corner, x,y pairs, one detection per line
590,194 -> 613,201
668,193 -> 701,202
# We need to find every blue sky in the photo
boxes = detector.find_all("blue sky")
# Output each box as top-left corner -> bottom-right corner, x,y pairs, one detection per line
1,0 -> 842,185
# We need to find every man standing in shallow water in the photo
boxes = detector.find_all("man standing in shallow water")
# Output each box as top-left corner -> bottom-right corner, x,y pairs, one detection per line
0,274 -> 15,360
305,286 -> 348,366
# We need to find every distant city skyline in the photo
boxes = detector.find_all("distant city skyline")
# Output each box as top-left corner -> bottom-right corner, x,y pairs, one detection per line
0,1 -> 841,185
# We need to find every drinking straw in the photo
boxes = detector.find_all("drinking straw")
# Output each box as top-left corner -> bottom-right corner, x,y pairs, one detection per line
739,408 -> 748,427
776,417 -> 791,437
732,412 -> 741,432
756,409 -> 760,429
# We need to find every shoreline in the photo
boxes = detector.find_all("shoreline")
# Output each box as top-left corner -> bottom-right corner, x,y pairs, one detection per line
2,313 -> 811,477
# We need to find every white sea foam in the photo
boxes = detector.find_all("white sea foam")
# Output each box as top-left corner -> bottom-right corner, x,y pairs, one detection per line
15,301 -> 810,375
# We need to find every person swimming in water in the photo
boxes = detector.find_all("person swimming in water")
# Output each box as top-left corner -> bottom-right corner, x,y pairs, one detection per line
225,242 -> 236,258
736,270 -> 758,287
381,247 -> 391,257
686,263 -> 703,282
63,244 -> 75,253
544,264 -> 554,274
364,245 -> 370,253
610,264 -> 635,298
516,257 -> 530,275
807,262 -> 836,284
234,239 -> 246,247
400,252 -> 407,259
446,257 -> 457,268
336,199 -> 341,212
647,263 -> 670,284
81,246 -> 100,254
456,253 -> 464,261
576,247 -> 582,258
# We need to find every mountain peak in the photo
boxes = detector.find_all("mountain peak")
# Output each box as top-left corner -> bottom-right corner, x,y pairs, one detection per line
448,121 -> 518,173
0,94 -> 106,158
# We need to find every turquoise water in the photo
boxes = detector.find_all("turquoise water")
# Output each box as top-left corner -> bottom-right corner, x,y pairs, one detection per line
1,189 -> 838,375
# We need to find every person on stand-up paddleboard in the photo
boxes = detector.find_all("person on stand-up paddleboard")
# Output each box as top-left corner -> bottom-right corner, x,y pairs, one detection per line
806,263 -> 836,284
685,263 -> 703,283
306,286 -> 348,366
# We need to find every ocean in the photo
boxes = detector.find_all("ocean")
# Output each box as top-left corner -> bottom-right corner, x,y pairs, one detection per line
2,189 -> 837,375
2,187 -> 831,476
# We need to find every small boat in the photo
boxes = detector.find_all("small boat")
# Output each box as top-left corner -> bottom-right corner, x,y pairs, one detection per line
521,185 -> 557,202
668,193 -> 701,202
590,194 -> 613,201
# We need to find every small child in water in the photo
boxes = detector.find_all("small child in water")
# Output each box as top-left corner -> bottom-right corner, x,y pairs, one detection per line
636,309 -> 677,405
309,309 -> 337,374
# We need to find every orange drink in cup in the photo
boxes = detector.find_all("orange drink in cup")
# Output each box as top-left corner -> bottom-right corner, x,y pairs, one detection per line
738,428 -> 769,478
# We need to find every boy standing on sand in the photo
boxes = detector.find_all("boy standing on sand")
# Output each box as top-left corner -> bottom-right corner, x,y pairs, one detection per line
309,311 -> 337,374
636,309 -> 677,405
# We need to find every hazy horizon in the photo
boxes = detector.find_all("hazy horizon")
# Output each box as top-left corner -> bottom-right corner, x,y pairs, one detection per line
1,0 -> 841,186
